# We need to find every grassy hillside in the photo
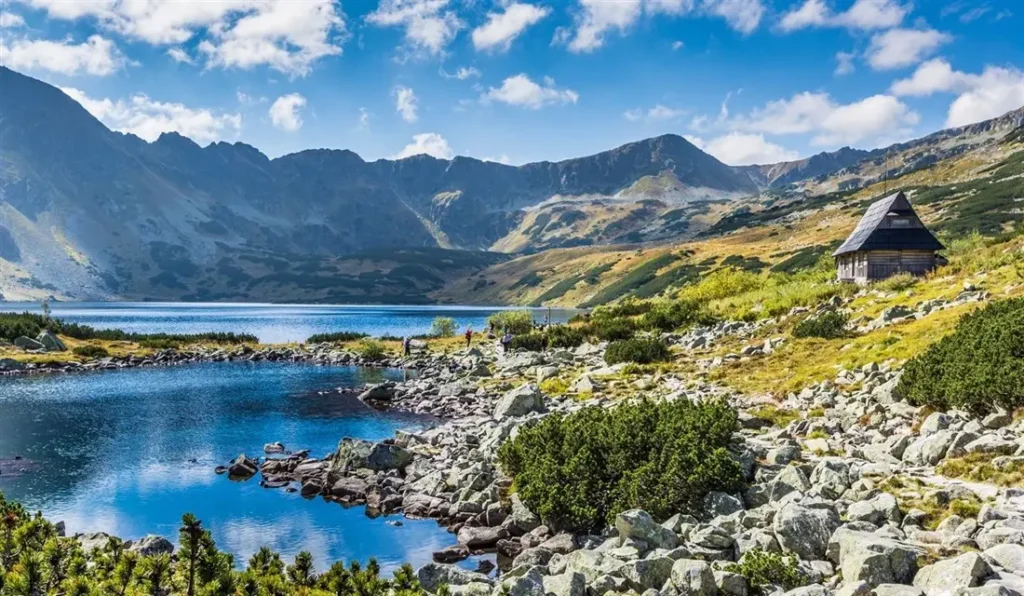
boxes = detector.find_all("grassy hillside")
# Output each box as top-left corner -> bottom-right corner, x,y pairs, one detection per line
438,128 -> 1024,310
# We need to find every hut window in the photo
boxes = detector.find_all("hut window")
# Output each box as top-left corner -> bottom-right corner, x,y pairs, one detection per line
891,218 -> 910,226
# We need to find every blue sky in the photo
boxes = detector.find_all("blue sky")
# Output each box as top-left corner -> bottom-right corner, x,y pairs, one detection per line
1,0 -> 1022,166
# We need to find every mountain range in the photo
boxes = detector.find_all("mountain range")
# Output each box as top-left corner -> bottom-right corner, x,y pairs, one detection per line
0,65 -> 1022,303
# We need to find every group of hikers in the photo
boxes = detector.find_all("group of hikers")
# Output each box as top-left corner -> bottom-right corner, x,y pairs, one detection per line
399,322 -> 519,357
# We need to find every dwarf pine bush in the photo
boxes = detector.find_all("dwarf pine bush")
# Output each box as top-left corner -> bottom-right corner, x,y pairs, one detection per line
488,310 -> 534,334
498,399 -> 744,532
604,337 -> 671,364
897,298 -> 1024,414
792,310 -> 849,339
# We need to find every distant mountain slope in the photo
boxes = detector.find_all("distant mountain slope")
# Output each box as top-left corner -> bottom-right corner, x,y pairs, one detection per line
441,112 -> 1024,307
0,66 -> 757,301
740,106 -> 1024,191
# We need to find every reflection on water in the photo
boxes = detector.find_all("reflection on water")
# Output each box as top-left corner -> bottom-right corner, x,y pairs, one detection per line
0,362 -> 464,570
0,302 -> 580,343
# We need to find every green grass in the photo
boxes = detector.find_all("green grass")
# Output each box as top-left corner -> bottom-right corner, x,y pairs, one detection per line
580,254 -> 680,307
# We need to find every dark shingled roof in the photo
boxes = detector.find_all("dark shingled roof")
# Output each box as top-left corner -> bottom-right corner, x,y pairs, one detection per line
834,191 -> 944,257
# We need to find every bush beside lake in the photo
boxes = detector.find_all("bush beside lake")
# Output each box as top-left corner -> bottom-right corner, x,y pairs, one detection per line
498,399 -> 744,532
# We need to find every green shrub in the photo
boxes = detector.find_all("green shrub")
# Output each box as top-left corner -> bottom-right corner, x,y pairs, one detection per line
680,267 -> 764,302
897,298 -> 1024,414
592,297 -> 652,318
0,492 -> 434,596
488,310 -> 534,334
588,317 -> 636,341
874,272 -> 919,292
605,338 -> 671,365
726,550 -> 808,592
356,339 -> 387,361
306,331 -> 369,343
792,310 -> 849,339
510,332 -> 548,352
430,316 -> 458,338
546,325 -> 586,349
498,399 -> 744,532
641,299 -> 718,332
0,312 -> 47,341
72,345 -> 110,358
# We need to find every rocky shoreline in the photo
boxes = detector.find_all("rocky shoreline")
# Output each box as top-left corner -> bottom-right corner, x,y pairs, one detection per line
213,322 -> 1024,596
0,343 -> 425,376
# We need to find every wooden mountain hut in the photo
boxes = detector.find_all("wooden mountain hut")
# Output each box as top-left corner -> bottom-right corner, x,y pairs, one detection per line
834,191 -> 945,283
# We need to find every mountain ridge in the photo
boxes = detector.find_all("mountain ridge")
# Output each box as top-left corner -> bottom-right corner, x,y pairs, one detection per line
1,65 -> 1022,304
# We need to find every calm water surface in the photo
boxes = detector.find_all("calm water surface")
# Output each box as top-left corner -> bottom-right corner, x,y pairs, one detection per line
0,362 -> 472,571
0,302 -> 579,343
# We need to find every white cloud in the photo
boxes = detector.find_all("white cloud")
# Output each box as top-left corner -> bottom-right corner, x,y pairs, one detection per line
61,86 -> 241,144
778,0 -> 908,32
268,93 -> 306,132
366,0 -> 464,58
866,27 -> 952,70
891,59 -> 1024,127
624,104 -> 687,122
441,66 -> 480,79
472,2 -> 549,52
15,0 -> 345,77
778,0 -> 828,30
947,69 -> 1024,127
563,0 -> 696,53
702,0 -> 764,34
483,154 -> 512,165
166,47 -> 193,64
394,86 -> 419,122
839,0 -> 908,29
687,132 -> 799,165
0,34 -> 126,75
890,58 -> 973,96
671,40 -> 684,50
729,91 -> 919,146
393,132 -> 454,159
357,107 -> 371,130
835,50 -> 856,75
482,74 -> 579,109
0,11 -> 26,27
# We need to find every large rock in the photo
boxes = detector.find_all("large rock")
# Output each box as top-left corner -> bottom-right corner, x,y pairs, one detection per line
36,330 -> 67,351
846,493 -> 902,526
494,384 -> 545,418
334,439 -> 412,471
984,544 -> 1024,575
902,431 -> 955,466
828,529 -> 922,588
457,526 -> 509,549
773,504 -> 841,561
511,494 -> 541,533
358,382 -> 396,402
330,477 -> 369,500
768,465 -> 812,502
615,509 -> 679,550
670,559 -> 716,596
500,566 -> 545,596
127,535 -> 174,556
620,557 -> 674,591
228,453 -> 259,478
416,563 -> 493,592
541,572 -> 586,596
913,551 -> 991,589
13,336 -> 45,350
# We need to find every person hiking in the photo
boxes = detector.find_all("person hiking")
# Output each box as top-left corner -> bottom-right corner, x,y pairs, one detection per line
501,331 -> 513,354
464,327 -> 473,348
402,336 -> 411,357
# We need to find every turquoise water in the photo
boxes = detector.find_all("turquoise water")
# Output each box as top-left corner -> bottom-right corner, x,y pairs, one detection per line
0,362 -> 468,571
0,302 -> 578,343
